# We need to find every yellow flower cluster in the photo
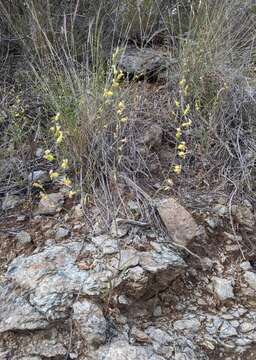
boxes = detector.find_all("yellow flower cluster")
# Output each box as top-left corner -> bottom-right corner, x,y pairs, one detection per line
50,112 -> 63,144
173,78 -> 193,174
103,48 -> 124,99
33,112 -> 76,199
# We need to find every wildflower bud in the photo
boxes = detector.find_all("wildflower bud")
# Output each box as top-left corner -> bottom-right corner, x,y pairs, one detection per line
44,150 -> 54,161
61,159 -> 69,170
173,164 -> 182,174
63,177 -> 71,187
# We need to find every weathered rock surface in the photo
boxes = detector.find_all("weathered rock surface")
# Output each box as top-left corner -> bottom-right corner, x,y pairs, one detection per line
2,194 -> 21,210
232,204 -> 255,229
244,271 -> 256,291
72,299 -> 106,347
94,340 -> 152,360
140,124 -> 163,149
0,233 -> 186,336
55,226 -> 69,239
35,192 -> 64,215
157,197 -> 198,246
2,198 -> 256,360
210,277 -> 235,301
16,230 -> 32,246
0,290 -> 49,332
28,170 -> 48,183
118,47 -> 176,81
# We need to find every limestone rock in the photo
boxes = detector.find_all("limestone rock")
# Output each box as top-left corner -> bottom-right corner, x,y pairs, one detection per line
5,242 -> 94,321
210,277 -> 235,301
232,205 -> 255,229
16,231 -> 32,246
141,124 -> 163,149
92,235 -> 119,255
28,170 -> 48,183
130,327 -> 150,343
157,197 -> 198,246
219,321 -> 238,338
0,290 -> 49,333
26,340 -> 67,358
55,226 -> 69,239
244,271 -> 256,290
173,318 -> 201,332
95,340 -> 151,360
35,192 -> 64,215
118,47 -> 175,81
2,194 -> 21,210
240,322 -> 256,333
118,265 -> 148,299
110,219 -> 129,238
72,299 -> 106,347
145,327 -> 173,356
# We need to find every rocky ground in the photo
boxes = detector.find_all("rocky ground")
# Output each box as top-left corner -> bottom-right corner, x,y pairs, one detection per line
0,187 -> 255,360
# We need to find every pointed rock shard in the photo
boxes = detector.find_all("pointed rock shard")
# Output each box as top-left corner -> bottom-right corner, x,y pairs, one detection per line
157,197 -> 198,247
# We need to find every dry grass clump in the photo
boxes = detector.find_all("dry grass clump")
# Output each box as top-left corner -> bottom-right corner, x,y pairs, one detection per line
164,0 -> 256,202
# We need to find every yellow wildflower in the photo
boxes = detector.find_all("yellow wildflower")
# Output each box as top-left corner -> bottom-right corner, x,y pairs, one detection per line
182,104 -> 190,116
175,100 -> 180,108
112,65 -> 118,76
117,70 -> 124,80
195,99 -> 201,112
173,164 -> 182,174
103,90 -> 113,97
181,119 -> 192,128
56,131 -> 63,144
32,182 -> 44,190
40,192 -> 48,201
53,112 -> 61,122
49,170 -> 59,180
112,79 -> 119,88
112,47 -> 119,62
179,78 -> 186,88
63,176 -> 72,187
120,117 -> 128,123
68,190 -> 76,198
177,142 -> 186,151
183,85 -> 189,97
178,151 -> 186,159
44,150 -> 54,161
176,128 -> 182,140
117,101 -> 125,111
61,159 -> 69,170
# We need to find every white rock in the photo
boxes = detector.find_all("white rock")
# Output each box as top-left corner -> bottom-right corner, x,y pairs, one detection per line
240,261 -> 252,271
55,227 -> 69,239
72,299 -> 106,348
111,219 -> 128,238
244,271 -> 256,290
173,318 -> 201,332
153,305 -> 162,317
219,321 -> 238,338
130,327 -> 149,343
210,277 -> 234,301
35,148 -> 43,158
28,170 -> 48,183
2,194 -> 21,210
16,231 -> 32,246
157,197 -> 198,247
35,192 -> 64,215
240,322 -> 256,333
